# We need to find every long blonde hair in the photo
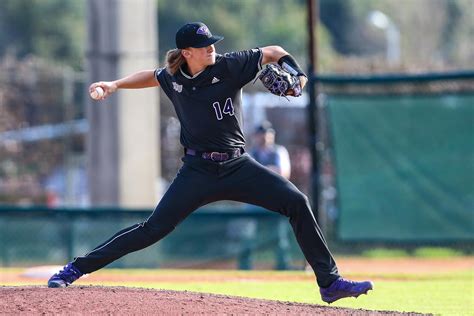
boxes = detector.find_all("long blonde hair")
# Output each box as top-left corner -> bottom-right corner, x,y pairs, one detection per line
165,49 -> 186,75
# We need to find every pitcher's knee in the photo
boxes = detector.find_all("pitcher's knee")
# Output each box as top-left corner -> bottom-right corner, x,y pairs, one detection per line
143,221 -> 176,242
285,192 -> 311,217
292,192 -> 310,207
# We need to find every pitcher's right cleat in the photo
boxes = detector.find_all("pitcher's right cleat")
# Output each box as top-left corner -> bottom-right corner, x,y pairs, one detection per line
47,263 -> 83,288
320,278 -> 373,304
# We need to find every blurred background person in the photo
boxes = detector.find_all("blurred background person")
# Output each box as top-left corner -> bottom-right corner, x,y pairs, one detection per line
249,121 -> 291,180
248,120 -> 293,270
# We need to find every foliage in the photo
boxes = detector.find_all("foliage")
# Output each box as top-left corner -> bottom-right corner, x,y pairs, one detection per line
0,0 -> 85,69
157,0 -> 328,65
320,0 -> 382,56
147,0 -> 474,71
0,57 -> 79,204
0,0 -> 472,71
348,0 -> 474,69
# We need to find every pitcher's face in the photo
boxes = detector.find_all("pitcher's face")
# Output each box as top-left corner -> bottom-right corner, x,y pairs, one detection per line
184,45 -> 216,66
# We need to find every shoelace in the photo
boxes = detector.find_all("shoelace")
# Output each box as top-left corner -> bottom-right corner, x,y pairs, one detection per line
333,278 -> 357,290
58,264 -> 82,283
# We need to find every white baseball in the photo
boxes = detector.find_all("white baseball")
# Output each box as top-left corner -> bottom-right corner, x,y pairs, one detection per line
90,86 -> 104,100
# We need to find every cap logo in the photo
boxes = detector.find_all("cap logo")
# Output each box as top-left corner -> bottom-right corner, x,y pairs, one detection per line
196,25 -> 210,36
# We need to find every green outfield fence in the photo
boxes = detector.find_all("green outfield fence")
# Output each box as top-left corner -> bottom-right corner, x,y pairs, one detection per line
0,205 -> 304,268
314,71 -> 474,243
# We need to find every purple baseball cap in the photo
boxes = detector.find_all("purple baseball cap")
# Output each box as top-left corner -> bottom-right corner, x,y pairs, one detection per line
175,22 -> 224,49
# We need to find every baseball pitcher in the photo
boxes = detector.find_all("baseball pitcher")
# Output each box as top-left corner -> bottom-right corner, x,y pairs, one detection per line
48,22 -> 373,304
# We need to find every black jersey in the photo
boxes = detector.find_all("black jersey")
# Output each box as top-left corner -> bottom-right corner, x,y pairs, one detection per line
155,48 -> 263,152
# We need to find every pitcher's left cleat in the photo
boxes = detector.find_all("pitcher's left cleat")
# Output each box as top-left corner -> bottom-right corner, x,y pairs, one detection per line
320,278 -> 373,304
47,263 -> 83,288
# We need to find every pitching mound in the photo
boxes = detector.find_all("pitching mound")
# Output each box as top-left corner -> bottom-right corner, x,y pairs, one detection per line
1,286 -> 425,315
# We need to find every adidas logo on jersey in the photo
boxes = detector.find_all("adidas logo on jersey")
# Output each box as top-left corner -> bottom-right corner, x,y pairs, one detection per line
211,77 -> 220,84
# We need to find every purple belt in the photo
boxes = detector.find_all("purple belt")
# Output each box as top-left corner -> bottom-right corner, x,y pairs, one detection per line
185,148 -> 243,162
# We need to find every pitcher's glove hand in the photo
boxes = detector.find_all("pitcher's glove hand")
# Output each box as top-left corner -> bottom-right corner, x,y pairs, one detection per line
257,64 -> 303,97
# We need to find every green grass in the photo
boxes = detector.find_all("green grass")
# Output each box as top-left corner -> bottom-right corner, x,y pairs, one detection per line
361,247 -> 466,258
108,277 -> 473,316
78,270 -> 474,315
2,268 -> 473,315
413,247 -> 465,258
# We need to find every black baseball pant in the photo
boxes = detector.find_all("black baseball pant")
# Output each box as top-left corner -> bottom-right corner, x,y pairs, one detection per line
73,153 -> 340,287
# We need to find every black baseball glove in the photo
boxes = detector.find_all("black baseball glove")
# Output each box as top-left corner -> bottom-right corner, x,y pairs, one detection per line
257,64 -> 303,97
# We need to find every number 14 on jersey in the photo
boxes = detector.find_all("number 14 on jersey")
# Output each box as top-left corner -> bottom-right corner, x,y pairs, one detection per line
212,98 -> 234,120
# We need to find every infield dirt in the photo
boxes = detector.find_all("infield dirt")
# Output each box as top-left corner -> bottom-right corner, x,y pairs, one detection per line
1,286 -> 427,315
3,258 -> 465,315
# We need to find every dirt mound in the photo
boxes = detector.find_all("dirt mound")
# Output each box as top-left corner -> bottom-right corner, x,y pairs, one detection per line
2,286 -> 425,315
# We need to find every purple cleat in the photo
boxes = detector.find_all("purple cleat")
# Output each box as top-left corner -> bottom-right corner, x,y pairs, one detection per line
47,263 -> 83,288
320,278 -> 373,304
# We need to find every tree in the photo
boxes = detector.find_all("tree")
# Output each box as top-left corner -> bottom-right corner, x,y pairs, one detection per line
0,0 -> 85,69
157,0 -> 327,63
319,0 -> 381,56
